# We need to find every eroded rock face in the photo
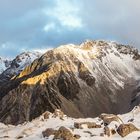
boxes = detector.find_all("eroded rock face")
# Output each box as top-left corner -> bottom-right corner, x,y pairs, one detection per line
117,123 -> 139,137
78,62 -> 96,87
0,40 -> 140,125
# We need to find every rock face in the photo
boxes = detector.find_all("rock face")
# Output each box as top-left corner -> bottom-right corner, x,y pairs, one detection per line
0,40 -> 140,125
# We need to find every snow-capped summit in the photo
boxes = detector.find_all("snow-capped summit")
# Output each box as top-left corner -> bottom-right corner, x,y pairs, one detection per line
10,51 -> 42,73
0,51 -> 42,83
0,40 -> 140,125
0,57 -> 11,74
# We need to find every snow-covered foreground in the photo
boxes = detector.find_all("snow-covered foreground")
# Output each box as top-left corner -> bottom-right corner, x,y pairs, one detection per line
0,107 -> 140,140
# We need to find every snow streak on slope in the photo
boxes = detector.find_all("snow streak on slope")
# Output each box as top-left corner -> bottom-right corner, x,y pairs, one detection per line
53,40 -> 140,91
0,57 -> 11,74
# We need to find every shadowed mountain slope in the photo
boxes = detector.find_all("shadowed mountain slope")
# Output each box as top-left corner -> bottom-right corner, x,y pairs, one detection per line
0,40 -> 140,124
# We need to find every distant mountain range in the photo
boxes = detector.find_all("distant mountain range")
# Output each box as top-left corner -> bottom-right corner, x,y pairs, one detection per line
0,52 -> 42,83
0,40 -> 140,125
0,57 -> 11,74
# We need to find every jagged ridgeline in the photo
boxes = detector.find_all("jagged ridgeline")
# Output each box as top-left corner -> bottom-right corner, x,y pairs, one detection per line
0,40 -> 140,125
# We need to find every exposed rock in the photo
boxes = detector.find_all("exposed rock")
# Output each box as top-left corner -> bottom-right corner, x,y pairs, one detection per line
128,118 -> 134,122
83,131 -> 92,135
53,109 -> 64,119
53,126 -> 76,140
100,133 -> 104,137
99,114 -> 123,125
78,62 -> 96,86
117,123 -> 139,137
74,122 -> 101,129
43,111 -> 52,119
74,134 -> 81,139
74,122 -> 82,129
104,126 -> 111,137
42,128 -> 56,137
104,126 -> 116,137
16,136 -> 24,139
0,136 -> 10,139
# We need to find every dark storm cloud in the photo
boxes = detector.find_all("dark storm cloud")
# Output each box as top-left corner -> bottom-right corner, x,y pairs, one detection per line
0,0 -> 140,57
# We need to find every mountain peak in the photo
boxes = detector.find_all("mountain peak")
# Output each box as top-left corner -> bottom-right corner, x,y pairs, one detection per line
0,40 -> 140,125
0,51 -> 43,84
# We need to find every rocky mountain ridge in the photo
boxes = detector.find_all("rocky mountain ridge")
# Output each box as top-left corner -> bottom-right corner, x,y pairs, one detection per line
0,51 -> 42,83
0,40 -> 140,125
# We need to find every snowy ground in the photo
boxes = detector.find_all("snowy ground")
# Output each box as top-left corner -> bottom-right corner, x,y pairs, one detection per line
0,107 -> 140,140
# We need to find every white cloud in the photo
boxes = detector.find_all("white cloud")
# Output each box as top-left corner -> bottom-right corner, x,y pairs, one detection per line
1,0 -> 140,58
44,0 -> 83,28
44,23 -> 55,32
31,48 -> 52,53
1,44 -> 6,49
79,0 -> 140,48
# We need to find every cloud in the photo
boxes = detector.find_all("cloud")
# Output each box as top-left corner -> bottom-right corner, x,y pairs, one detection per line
0,42 -> 23,58
44,0 -> 83,28
44,23 -> 55,32
79,0 -> 140,47
0,0 -> 140,57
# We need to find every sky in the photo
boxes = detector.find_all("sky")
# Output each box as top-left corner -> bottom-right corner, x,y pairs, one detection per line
0,0 -> 140,58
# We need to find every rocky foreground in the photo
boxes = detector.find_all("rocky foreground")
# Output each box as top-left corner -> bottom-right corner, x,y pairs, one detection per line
0,106 -> 140,140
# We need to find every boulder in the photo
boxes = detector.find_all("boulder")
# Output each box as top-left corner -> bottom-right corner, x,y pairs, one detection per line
74,134 -> 81,139
43,111 -> 52,119
53,126 -> 76,140
74,122 -> 101,129
104,126 -> 111,137
104,126 -> 116,137
53,109 -> 64,119
42,128 -> 56,138
117,123 -> 139,137
74,122 -> 82,129
99,113 -> 123,125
